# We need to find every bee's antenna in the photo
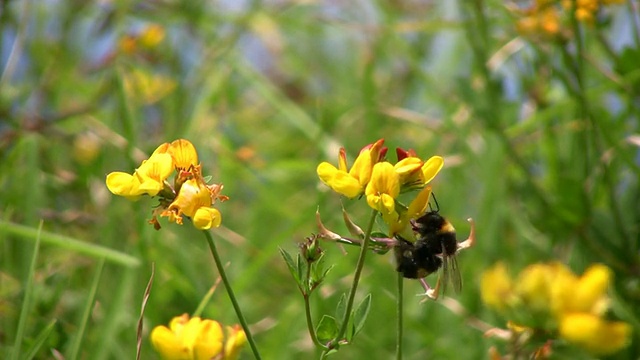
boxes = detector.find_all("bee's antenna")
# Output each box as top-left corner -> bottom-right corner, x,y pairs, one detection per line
429,192 -> 440,212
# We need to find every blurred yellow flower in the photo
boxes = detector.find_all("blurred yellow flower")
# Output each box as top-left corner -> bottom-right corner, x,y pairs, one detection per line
365,162 -> 400,216
551,263 -> 610,316
481,262 -> 514,312
514,262 -> 567,313
317,139 -> 385,198
481,261 -> 631,356
123,68 -> 177,104
516,7 -> 560,37
139,24 -> 165,48
224,325 -> 247,360
151,314 -> 245,360
559,313 -> 631,356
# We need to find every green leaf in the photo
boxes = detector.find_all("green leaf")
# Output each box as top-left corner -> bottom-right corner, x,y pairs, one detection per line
310,253 -> 334,290
351,294 -> 372,338
296,252 -> 308,292
278,247 -> 302,290
316,315 -> 339,343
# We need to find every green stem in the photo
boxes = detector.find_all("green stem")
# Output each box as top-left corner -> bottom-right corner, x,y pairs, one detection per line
396,272 -> 404,360
203,230 -> 262,360
327,209 -> 378,350
304,263 -> 324,349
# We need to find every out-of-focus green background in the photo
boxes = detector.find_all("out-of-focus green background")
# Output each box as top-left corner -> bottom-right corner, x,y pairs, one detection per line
1,0 -> 639,359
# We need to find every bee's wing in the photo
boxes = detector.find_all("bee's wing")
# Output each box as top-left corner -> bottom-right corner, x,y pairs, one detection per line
448,255 -> 462,294
440,244 -> 462,295
440,254 -> 449,296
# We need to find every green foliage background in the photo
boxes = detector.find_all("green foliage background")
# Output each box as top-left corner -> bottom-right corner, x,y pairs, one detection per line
1,0 -> 639,359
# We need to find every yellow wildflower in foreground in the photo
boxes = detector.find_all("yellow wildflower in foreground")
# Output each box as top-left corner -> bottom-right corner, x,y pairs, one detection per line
151,314 -> 246,360
317,139 -> 385,198
481,262 -> 631,356
365,162 -> 400,216
105,139 -> 227,230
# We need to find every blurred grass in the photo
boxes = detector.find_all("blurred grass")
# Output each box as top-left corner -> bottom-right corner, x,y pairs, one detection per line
1,0 -> 639,359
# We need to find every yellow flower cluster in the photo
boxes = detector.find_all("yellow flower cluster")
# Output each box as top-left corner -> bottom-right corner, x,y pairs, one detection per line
316,139 -> 444,235
481,262 -> 631,356
515,0 -> 625,37
119,24 -> 166,54
106,139 -> 227,230
151,313 -> 246,360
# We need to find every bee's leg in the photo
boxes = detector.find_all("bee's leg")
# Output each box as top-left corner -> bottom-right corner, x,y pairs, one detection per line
457,218 -> 476,251
419,277 -> 441,300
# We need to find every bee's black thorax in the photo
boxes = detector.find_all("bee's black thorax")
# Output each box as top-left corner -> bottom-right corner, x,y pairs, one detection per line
414,211 -> 458,257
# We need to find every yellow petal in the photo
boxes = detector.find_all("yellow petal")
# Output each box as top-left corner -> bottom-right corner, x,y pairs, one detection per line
406,186 -> 432,219
317,162 -> 340,185
170,179 -> 212,218
349,149 -> 373,187
480,262 -> 513,311
169,139 -> 198,170
380,193 -> 396,214
152,142 -> 171,156
193,207 -> 222,230
337,148 -> 348,172
559,313 -> 631,355
365,162 -> 400,199
138,152 -> 174,182
317,162 -> 363,198
193,319 -> 224,360
225,325 -> 247,360
515,263 -> 558,313
573,264 -> 611,314
150,325 -> 191,360
421,156 -> 444,184
394,157 -> 423,179
105,172 -> 143,200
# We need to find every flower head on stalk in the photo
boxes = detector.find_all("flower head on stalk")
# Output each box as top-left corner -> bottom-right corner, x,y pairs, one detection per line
105,139 -> 227,230
481,262 -> 631,356
150,313 -> 246,360
317,139 -> 386,198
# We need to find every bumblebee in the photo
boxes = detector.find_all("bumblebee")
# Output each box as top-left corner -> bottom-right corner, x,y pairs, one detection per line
394,197 -> 474,298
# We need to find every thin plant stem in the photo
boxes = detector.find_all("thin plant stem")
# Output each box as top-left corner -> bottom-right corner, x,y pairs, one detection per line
396,272 -> 404,360
203,230 -> 262,360
325,209 -> 378,353
304,262 -> 324,349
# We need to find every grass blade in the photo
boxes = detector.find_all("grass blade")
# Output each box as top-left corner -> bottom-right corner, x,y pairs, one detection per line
66,258 -> 105,360
21,319 -> 57,360
10,221 -> 43,360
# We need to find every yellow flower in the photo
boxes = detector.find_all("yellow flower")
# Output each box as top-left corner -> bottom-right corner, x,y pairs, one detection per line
162,178 -> 222,230
224,325 -> 247,360
552,263 -> 611,316
514,263 -> 565,313
481,262 -> 514,311
394,155 -> 444,187
388,185 -> 432,236
516,7 -> 560,37
106,143 -> 173,200
139,24 -> 165,48
151,314 -> 246,360
365,162 -> 400,216
559,313 -> 631,356
123,68 -> 177,104
317,139 -> 384,198
168,139 -> 199,171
